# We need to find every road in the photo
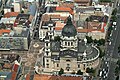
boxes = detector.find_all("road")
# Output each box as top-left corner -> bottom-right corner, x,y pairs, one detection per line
99,0 -> 120,80
19,0 -> 47,79
106,2 -> 120,80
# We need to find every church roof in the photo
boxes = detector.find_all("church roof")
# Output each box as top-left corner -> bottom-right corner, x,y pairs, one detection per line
62,16 -> 77,37
60,50 -> 77,58
51,41 -> 60,52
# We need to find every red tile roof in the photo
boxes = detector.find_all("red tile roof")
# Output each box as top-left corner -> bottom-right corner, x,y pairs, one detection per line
26,74 -> 30,80
4,12 -> 19,18
56,7 -> 74,14
13,64 -> 19,72
74,0 -> 91,3
41,14 -> 68,22
11,71 -> 17,80
0,29 -> 11,36
33,74 -> 83,80
77,23 -> 106,33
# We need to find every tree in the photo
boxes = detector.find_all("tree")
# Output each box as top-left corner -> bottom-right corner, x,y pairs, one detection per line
98,39 -> 105,46
54,36 -> 61,41
111,15 -> 117,22
58,68 -> 64,75
93,39 -> 98,44
115,66 -> 119,75
97,46 -> 105,58
118,46 -> 120,53
86,67 -> 95,73
112,8 -> 117,16
76,70 -> 83,75
117,60 -> 120,66
85,18 -> 90,22
86,36 -> 93,43
116,76 -> 119,80
100,0 -> 111,2
71,71 -> 76,74
21,10 -> 24,13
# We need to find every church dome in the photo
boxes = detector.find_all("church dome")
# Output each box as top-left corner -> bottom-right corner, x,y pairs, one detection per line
62,16 -> 77,37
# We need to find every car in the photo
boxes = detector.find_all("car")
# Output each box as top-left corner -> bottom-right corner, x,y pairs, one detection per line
103,69 -> 105,71
104,71 -> 106,74
118,3 -> 120,6
105,61 -> 108,64
112,26 -> 114,28
109,41 -> 111,45
113,22 -> 117,25
115,28 -> 116,30
106,73 -> 108,77
103,75 -> 106,78
110,33 -> 112,37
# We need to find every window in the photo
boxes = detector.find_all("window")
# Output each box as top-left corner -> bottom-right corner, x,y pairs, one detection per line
78,64 -> 80,68
57,64 -> 59,67
67,68 -> 69,71
46,51 -> 49,56
71,42 -> 73,46
50,27 -> 52,30
68,42 -> 70,46
67,64 -> 70,67
65,42 -> 67,45
46,64 -> 49,68
66,59 -> 70,62
46,43 -> 48,46
47,59 -> 49,62
83,64 -> 85,70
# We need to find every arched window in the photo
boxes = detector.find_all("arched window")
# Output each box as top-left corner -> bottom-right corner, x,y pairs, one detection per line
68,42 -> 70,46
65,42 -> 67,45
66,59 -> 71,62
78,64 -> 80,68
71,42 -> 73,46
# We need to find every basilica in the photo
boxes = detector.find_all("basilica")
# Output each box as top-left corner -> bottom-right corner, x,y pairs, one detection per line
43,16 -> 100,74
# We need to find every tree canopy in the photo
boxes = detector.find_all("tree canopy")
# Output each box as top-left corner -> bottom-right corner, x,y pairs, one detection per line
86,67 -> 95,73
76,70 -> 83,75
58,68 -> 64,75
86,36 -> 93,43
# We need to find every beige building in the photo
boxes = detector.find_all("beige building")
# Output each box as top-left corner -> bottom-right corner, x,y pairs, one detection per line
42,16 -> 100,74
13,3 -> 21,12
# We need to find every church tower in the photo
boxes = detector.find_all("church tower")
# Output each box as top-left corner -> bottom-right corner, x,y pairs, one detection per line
60,16 -> 78,51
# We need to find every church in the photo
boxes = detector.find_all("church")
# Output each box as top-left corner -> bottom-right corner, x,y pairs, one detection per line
43,16 -> 100,74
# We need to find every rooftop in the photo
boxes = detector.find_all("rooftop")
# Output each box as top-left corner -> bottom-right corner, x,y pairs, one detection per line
4,12 -> 19,18
33,74 -> 83,80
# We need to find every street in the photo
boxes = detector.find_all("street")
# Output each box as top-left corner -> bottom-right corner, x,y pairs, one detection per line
99,0 -> 120,80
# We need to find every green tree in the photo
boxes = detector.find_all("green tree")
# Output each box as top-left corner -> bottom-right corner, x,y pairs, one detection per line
97,46 -> 105,58
115,66 -> 119,75
98,39 -> 105,46
111,15 -> 117,22
118,46 -> 120,53
76,70 -> 83,75
21,10 -> 24,13
86,67 -> 95,73
93,39 -> 98,44
117,59 -> 120,65
112,8 -> 117,16
85,18 -> 91,22
86,36 -> 93,43
116,76 -> 119,80
71,71 -> 76,74
54,36 -> 61,41
58,68 -> 64,75
100,0 -> 111,2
